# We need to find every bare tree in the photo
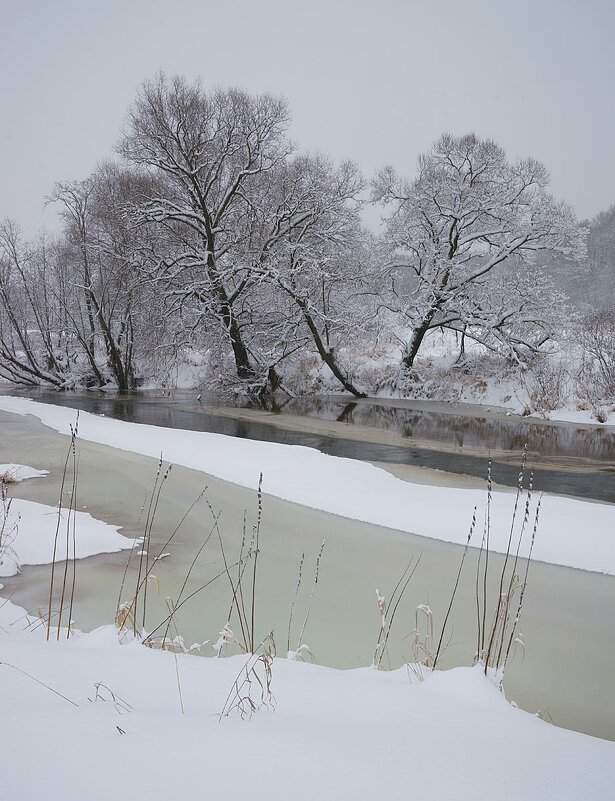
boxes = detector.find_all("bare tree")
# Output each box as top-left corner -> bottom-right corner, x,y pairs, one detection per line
257,154 -> 374,397
118,73 -> 292,390
373,133 -> 583,370
50,165 -> 168,391
0,222 -> 73,387
577,306 -> 615,400
586,206 -> 615,309
447,260 -> 571,361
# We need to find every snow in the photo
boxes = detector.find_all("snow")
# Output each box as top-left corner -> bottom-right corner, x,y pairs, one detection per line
1,396 -> 614,575
0,496 -> 135,577
317,328 -> 615,427
0,463 -> 48,482
0,411 -> 613,798
0,596 -> 613,800
457,376 -> 615,426
540,408 -> 615,426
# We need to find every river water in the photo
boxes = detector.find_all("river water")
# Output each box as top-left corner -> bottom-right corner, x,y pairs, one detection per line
0,390 -> 614,740
3,387 -> 615,501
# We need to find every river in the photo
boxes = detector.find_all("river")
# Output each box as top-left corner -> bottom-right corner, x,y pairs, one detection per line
2,387 -> 614,501
0,390 -> 614,740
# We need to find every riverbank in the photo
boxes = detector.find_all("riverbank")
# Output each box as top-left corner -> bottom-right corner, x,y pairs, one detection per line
1,395 -> 613,572
2,596 -> 613,801
3,386 -> 613,503
1,403 -> 614,739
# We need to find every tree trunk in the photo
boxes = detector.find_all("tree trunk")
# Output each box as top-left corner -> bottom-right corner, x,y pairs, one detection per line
222,303 -> 256,382
205,242 -> 257,384
402,322 -> 430,370
455,325 -> 467,364
295,296 -> 366,398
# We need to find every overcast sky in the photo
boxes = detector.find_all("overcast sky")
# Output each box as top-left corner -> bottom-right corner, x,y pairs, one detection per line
1,0 -> 614,235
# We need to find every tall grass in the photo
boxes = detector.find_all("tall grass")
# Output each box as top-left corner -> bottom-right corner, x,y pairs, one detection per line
46,416 -> 80,641
429,443 -> 540,678
25,435 -> 543,719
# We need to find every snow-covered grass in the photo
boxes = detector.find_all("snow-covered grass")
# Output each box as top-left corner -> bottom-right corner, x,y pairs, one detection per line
1,395 -> 613,574
369,330 -> 615,425
1,596 -> 613,800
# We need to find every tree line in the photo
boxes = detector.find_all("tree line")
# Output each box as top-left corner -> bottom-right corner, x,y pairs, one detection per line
0,73 -> 611,399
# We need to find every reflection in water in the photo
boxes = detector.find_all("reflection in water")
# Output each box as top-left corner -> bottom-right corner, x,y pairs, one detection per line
2,387 -> 614,502
279,397 -> 615,462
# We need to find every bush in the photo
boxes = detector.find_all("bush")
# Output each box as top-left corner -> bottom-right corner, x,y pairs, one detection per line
577,307 -> 615,401
527,358 -> 571,414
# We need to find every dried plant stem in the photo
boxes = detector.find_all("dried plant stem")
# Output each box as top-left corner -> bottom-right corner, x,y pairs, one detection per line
140,461 -> 172,632
0,661 -> 79,707
479,458 -> 492,659
232,512 -> 251,646
206,498 -> 249,651
46,422 -> 74,641
219,631 -> 275,720
249,473 -> 263,654
503,494 -> 542,670
494,471 -> 534,668
161,511 -> 219,646
165,598 -> 185,714
287,552 -> 304,653
433,507 -> 477,670
143,556 -> 247,645
374,556 -> 420,670
132,456 -> 163,634
116,483 -> 208,624
484,445 -> 527,672
57,424 -> 78,639
296,539 -> 326,651
66,452 -> 80,639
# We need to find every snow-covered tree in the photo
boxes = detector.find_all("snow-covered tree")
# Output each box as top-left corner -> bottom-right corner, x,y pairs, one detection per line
257,154 -> 374,397
51,164 -> 168,390
586,206 -> 615,309
373,134 -> 583,369
118,74 -> 293,390
0,222 -> 76,387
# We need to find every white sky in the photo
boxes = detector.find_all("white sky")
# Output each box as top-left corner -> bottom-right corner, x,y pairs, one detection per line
1,0 -> 614,235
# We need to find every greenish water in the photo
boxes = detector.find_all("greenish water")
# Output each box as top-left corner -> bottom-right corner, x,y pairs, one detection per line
1,408 -> 614,741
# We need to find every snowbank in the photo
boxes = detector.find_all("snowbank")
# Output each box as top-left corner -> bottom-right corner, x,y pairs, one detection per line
0,463 -> 48,482
0,597 -> 613,800
540,408 -> 615,426
0,496 -> 135,577
0,395 -> 614,574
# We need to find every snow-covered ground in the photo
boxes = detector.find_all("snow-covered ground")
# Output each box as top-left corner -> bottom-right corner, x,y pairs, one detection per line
1,409 -> 613,798
0,395 -> 613,574
1,596 -> 613,801
271,330 -> 615,426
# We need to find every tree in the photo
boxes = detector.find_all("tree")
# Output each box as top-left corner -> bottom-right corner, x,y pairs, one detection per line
577,306 -> 615,400
51,164 -> 163,391
0,222 -> 74,387
586,206 -> 615,309
118,73 -> 292,390
257,154 -> 373,397
373,134 -> 583,370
